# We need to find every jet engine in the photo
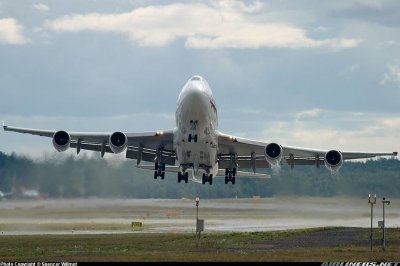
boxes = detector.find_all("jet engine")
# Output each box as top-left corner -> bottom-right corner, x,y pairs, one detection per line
324,150 -> 343,172
52,130 -> 71,152
264,142 -> 283,166
109,131 -> 128,154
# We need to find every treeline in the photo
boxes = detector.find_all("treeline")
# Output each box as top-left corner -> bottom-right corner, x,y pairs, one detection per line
0,151 -> 399,198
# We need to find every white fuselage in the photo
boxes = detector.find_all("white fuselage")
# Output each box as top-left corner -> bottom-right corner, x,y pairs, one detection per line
174,76 -> 219,181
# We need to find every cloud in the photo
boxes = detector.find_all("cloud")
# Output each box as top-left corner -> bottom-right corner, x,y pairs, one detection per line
381,64 -> 400,86
355,0 -> 385,9
339,64 -> 360,78
314,26 -> 328,33
0,18 -> 30,45
44,2 -> 361,50
295,108 -> 322,119
211,0 -> 264,13
385,40 -> 400,46
33,3 -> 50,12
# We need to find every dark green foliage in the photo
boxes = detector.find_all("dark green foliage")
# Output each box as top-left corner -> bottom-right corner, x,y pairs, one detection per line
0,150 -> 399,198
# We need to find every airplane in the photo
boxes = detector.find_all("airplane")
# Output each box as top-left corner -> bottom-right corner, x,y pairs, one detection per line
2,75 -> 398,185
20,188 -> 41,199
0,188 -> 43,200
0,190 -> 14,200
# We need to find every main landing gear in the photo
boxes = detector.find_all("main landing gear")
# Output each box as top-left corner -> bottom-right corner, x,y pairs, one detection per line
199,164 -> 213,185
178,172 -> 189,183
154,162 -> 165,180
178,163 -> 192,183
202,173 -> 213,185
225,168 -> 236,184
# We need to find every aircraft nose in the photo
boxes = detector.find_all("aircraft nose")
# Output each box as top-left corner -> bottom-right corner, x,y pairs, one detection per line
188,82 -> 203,95
177,75 -> 212,112
179,83 -> 209,113
186,83 -> 207,102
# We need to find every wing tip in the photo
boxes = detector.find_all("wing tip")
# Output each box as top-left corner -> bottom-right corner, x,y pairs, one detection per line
394,152 -> 398,156
1,121 -> 6,130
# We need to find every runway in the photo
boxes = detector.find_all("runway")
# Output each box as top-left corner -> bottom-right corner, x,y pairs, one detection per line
0,197 -> 399,235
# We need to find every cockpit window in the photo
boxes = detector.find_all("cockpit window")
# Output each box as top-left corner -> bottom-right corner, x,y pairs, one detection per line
191,76 -> 201,81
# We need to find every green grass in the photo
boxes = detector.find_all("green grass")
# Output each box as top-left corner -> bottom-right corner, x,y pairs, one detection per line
0,227 -> 399,261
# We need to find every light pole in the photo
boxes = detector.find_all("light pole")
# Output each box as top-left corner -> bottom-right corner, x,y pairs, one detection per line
195,197 -> 199,221
368,193 -> 376,251
382,197 -> 390,251
194,197 -> 204,239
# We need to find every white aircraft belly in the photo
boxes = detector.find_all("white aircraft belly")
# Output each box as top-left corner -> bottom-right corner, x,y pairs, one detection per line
178,140 -> 218,180
174,83 -> 218,181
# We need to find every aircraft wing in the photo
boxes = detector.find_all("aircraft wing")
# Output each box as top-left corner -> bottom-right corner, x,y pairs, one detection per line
216,131 -> 397,170
2,123 -> 176,165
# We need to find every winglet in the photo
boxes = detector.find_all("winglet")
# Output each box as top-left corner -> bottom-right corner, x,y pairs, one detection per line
1,121 -> 9,131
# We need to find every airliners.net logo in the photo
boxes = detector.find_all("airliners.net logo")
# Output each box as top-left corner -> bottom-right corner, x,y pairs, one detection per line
321,263 -> 399,266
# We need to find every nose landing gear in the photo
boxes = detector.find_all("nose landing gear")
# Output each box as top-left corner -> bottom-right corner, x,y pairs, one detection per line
188,120 -> 198,142
188,134 -> 198,142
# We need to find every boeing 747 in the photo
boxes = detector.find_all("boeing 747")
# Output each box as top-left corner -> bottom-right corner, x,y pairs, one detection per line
3,76 -> 397,185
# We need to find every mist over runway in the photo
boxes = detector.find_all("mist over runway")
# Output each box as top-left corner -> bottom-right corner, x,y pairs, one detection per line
0,197 -> 399,235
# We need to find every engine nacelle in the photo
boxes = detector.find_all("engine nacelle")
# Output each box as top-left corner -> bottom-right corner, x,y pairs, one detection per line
109,131 -> 128,154
264,142 -> 283,166
52,130 -> 71,152
324,150 -> 343,172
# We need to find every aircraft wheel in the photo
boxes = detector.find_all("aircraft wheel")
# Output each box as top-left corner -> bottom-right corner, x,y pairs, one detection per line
178,172 -> 182,183
185,172 -> 189,183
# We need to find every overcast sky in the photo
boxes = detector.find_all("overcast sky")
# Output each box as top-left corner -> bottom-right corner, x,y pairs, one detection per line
0,0 -> 399,158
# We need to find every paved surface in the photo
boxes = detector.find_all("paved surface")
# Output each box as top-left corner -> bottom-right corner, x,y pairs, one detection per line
1,198 -> 400,235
